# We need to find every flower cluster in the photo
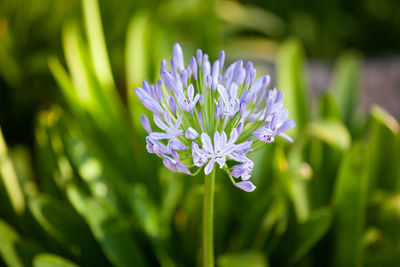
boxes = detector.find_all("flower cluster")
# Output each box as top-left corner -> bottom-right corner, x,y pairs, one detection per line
135,43 -> 295,192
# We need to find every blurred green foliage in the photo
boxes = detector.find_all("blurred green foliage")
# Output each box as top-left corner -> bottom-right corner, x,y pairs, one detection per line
0,0 -> 80,146
1,0 -> 400,267
244,0 -> 400,58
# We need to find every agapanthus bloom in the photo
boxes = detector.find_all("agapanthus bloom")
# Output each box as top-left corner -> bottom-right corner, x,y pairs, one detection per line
135,43 -> 295,192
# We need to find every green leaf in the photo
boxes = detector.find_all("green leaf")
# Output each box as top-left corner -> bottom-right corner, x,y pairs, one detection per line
66,185 -> 147,267
364,247 -> 400,267
129,184 -> 164,239
48,58 -> 81,115
126,10 -> 151,132
159,168 -> 184,226
66,134 -> 120,208
365,105 -> 400,192
307,120 -> 351,151
330,51 -> 362,126
251,193 -> 287,249
218,251 -> 269,267
82,0 -> 115,90
307,93 -> 343,207
62,22 -> 95,106
277,38 -> 309,136
0,127 -> 25,215
363,202 -> 400,267
33,254 -> 79,267
275,208 -> 332,265
129,183 -> 176,267
34,110 -> 64,198
332,143 -> 368,267
319,92 -> 341,120
285,144 -> 310,222
126,10 -> 151,90
28,195 -> 105,264
0,219 -> 44,267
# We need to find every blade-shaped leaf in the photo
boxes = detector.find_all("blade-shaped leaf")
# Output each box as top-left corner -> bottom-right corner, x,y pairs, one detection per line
28,195 -> 106,265
0,127 -> 25,215
332,143 -> 368,267
307,120 -> 351,151
0,219 -> 44,267
319,92 -> 341,121
126,11 -> 151,132
330,51 -> 362,126
33,254 -> 79,267
274,208 -> 332,265
66,184 -> 147,267
365,105 -> 400,192
82,0 -> 115,90
277,38 -> 309,136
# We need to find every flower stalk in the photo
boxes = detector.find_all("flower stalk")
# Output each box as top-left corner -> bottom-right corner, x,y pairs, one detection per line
203,169 -> 215,267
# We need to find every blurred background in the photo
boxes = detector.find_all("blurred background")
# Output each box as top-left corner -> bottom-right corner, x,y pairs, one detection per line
0,0 -> 399,266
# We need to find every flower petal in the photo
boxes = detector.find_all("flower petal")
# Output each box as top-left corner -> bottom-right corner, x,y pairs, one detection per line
235,181 -> 256,192
201,133 -> 213,154
140,114 -> 152,134
204,160 -> 215,175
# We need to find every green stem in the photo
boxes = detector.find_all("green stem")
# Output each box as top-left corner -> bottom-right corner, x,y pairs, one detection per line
203,169 -> 215,267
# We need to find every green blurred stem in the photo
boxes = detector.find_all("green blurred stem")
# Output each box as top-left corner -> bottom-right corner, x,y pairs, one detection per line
203,169 -> 215,267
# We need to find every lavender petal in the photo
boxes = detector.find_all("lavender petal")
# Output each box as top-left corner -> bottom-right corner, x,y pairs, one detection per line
140,114 -> 152,134
235,181 -> 256,192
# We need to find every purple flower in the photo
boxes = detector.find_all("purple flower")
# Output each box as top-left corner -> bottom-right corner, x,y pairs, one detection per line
162,71 -> 178,92
168,139 -> 187,151
235,181 -> 256,192
193,129 -> 250,175
169,97 -> 177,117
214,99 -> 224,120
173,43 -> 185,72
189,57 -> 198,80
135,43 -> 295,192
160,59 -> 168,74
232,60 -> 243,84
218,50 -> 225,70
185,127 -> 199,139
140,114 -> 152,134
176,84 -> 201,115
196,49 -> 203,67
176,161 -> 191,175
150,111 -> 184,140
163,156 -> 177,172
211,60 -> 220,91
146,136 -> 169,157
231,160 -> 254,180
252,105 -> 296,143
134,87 -> 164,114
217,83 -> 239,118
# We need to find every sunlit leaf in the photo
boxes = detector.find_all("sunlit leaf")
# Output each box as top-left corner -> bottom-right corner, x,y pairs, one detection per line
33,254 -> 79,267
82,0 -> 115,90
366,105 -> 400,192
0,127 -> 25,215
277,38 -> 309,136
0,219 -> 44,267
218,250 -> 269,267
307,120 -> 351,151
